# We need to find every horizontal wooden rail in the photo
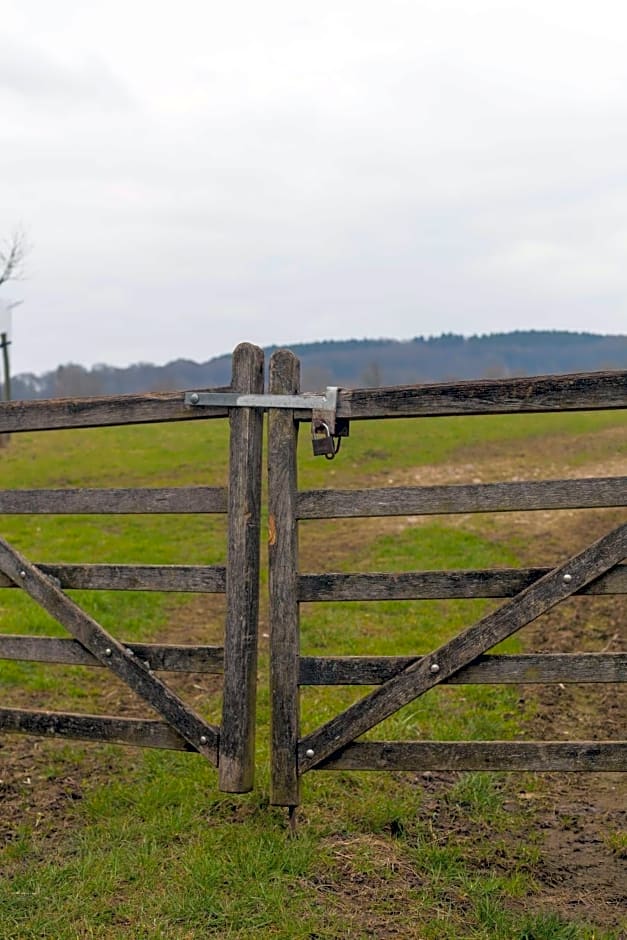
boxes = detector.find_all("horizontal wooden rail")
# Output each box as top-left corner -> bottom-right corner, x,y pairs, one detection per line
0,487 -> 228,514
0,387 -> 231,434
322,370 -> 627,422
298,564 -> 627,601
317,741 -> 627,772
299,653 -> 627,685
0,707 -> 194,750
297,477 -> 627,520
0,636 -> 224,672
0,564 -> 226,593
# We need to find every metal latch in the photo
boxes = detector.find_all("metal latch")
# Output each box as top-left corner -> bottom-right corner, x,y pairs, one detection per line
185,387 -> 349,459
185,388 -> 340,412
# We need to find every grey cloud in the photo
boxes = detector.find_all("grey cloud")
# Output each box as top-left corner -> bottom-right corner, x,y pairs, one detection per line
0,37 -> 132,110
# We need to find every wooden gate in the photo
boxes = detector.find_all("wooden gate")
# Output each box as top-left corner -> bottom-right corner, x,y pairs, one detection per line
0,343 -> 264,793
267,350 -> 627,807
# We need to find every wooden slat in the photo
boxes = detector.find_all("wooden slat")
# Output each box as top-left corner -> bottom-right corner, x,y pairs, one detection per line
268,350 -> 302,807
298,564 -> 627,601
0,564 -> 226,593
317,741 -> 627,772
0,387 -> 230,434
220,344 -> 264,793
0,707 -> 194,751
0,636 -> 224,672
297,477 -> 627,520
299,653 -> 627,686
0,536 -> 220,763
298,524 -> 627,772
0,487 -> 228,514
329,370 -> 627,421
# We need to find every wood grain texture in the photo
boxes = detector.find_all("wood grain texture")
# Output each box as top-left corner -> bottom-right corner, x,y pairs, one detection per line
317,741 -> 627,772
0,707 -> 194,750
0,536 -> 220,763
298,524 -> 627,772
0,387 -> 231,433
299,653 -> 627,685
268,349 -> 302,806
0,564 -> 226,593
0,636 -> 224,672
298,565 -> 627,601
0,487 -> 228,514
297,477 -> 627,519
220,344 -> 264,793
329,370 -> 627,421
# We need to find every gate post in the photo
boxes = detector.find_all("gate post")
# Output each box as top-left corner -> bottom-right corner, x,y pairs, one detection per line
268,350 -> 301,806
219,343 -> 265,792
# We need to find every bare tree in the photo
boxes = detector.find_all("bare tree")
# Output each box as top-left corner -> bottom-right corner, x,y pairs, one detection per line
0,229 -> 27,288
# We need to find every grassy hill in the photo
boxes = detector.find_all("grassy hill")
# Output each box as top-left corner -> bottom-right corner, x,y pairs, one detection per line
0,407 -> 625,938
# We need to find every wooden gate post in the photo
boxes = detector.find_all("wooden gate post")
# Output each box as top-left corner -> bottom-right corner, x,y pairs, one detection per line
219,343 -> 265,792
268,350 -> 301,807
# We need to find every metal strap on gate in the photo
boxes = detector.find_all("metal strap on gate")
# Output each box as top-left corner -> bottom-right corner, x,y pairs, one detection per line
185,388 -> 349,458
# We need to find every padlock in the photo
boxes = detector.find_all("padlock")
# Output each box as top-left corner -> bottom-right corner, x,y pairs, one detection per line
312,421 -> 336,457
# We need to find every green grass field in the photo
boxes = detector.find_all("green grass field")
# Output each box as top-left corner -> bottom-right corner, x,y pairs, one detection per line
0,409 -> 626,938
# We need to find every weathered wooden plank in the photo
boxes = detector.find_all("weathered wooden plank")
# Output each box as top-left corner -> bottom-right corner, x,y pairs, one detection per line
317,741 -> 627,772
298,564 -> 627,601
0,564 -> 226,593
0,387 -> 231,434
0,487 -> 228,514
0,636 -> 224,672
298,524 -> 627,772
0,707 -> 194,751
297,477 -> 627,520
299,653 -> 627,685
329,370 -> 627,421
0,536 -> 220,763
268,350 -> 302,807
220,344 -> 264,793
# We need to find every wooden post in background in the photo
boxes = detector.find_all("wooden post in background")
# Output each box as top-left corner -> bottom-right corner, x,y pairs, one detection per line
219,343 -> 264,792
268,349 -> 301,807
1,331 -> 11,402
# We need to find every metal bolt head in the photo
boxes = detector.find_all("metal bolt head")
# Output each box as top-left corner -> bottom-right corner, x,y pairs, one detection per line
199,735 -> 207,745
430,663 -> 440,674
19,570 -> 26,578
563,573 -> 572,583
105,648 -> 112,657
189,392 -> 200,405
305,748 -> 315,758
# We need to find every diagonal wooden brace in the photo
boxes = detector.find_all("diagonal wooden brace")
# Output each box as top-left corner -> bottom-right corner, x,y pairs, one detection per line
299,523 -> 627,772
0,536 -> 219,764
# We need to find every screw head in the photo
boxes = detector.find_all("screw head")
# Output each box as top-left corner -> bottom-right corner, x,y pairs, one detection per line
430,663 -> 440,674
19,570 -> 26,578
189,392 -> 200,405
199,735 -> 208,745
105,648 -> 112,657
305,748 -> 315,758
563,573 -> 572,583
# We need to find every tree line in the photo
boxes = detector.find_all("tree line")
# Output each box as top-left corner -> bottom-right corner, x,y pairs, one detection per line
12,331 -> 627,400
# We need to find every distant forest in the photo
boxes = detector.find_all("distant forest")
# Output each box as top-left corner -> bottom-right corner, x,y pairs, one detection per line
12,331 -> 627,399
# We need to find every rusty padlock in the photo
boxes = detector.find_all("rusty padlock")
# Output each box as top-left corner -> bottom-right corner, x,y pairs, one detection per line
312,421 -> 336,458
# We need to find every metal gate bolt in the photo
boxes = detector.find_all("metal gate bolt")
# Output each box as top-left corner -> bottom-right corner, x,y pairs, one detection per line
199,736 -> 207,745
430,663 -> 440,674
563,573 -> 572,583
105,648 -> 112,657
305,748 -> 315,758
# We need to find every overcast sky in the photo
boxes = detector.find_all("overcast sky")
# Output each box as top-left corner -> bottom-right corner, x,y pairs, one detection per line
1,1 -> 626,375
